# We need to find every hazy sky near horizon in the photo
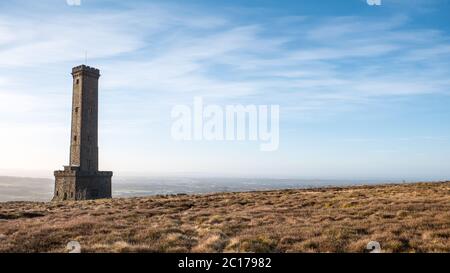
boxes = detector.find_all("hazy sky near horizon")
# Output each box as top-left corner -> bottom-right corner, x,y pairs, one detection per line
1,0 -> 450,180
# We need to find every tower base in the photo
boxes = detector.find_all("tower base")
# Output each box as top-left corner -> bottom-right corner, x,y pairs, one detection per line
52,166 -> 112,201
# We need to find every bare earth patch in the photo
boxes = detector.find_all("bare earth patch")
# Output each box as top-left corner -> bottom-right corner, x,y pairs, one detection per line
0,182 -> 449,253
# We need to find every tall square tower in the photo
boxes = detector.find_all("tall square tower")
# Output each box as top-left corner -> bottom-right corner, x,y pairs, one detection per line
53,65 -> 112,201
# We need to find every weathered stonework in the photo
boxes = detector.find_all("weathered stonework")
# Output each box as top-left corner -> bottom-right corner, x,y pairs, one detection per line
53,65 -> 112,201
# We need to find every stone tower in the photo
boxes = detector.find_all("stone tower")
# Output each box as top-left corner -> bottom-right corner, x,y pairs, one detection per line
53,65 -> 112,201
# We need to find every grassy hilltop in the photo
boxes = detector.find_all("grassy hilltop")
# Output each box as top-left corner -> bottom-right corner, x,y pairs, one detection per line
0,181 -> 449,253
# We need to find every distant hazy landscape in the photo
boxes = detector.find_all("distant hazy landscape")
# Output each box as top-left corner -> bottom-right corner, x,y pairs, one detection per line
0,176 -> 410,202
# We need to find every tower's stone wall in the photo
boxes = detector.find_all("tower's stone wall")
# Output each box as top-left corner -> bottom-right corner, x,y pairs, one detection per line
53,167 -> 112,201
70,65 -> 100,172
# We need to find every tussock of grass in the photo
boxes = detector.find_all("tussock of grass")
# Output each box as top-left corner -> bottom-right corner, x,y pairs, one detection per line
0,182 -> 449,253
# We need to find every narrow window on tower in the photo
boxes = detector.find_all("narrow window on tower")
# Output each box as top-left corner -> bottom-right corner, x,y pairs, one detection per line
76,79 -> 79,84
74,135 -> 77,142
75,107 -> 79,113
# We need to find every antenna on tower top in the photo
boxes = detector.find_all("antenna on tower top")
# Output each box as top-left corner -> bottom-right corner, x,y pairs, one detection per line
85,50 -> 88,65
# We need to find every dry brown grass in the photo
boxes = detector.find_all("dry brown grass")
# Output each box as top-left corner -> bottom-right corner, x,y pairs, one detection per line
0,182 -> 449,253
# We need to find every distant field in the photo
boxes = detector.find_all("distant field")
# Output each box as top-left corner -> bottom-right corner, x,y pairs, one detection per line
0,181 -> 449,253
0,175 -> 397,202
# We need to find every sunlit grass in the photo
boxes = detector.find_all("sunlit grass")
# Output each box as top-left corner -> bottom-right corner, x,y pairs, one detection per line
0,182 -> 449,253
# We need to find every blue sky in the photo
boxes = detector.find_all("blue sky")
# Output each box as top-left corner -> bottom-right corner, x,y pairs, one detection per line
0,0 -> 450,180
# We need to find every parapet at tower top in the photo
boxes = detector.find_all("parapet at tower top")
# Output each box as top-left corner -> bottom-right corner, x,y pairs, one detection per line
72,64 -> 100,78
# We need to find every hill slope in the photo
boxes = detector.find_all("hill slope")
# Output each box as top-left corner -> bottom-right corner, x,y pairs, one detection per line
0,182 -> 449,253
